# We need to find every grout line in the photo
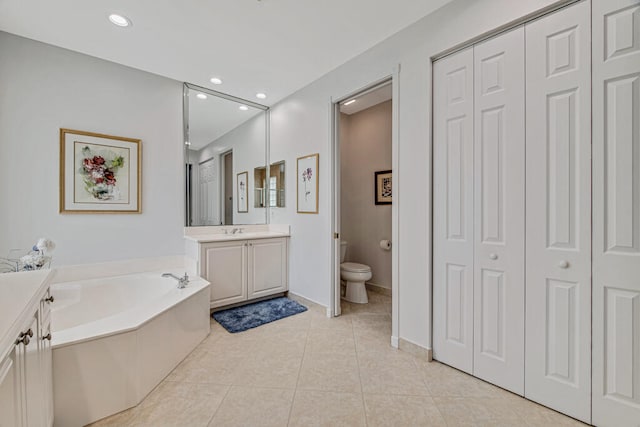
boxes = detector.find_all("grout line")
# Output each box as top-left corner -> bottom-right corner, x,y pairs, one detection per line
286,316 -> 310,426
352,313 -> 369,427
204,384 -> 232,427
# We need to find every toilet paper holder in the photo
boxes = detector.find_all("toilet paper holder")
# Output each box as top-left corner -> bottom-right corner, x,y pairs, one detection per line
379,240 -> 392,250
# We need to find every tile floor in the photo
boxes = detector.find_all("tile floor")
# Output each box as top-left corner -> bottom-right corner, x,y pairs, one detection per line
91,292 -> 587,427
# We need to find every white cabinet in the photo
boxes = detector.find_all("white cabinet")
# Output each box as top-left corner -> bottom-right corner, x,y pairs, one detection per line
0,286 -> 54,427
200,237 -> 289,308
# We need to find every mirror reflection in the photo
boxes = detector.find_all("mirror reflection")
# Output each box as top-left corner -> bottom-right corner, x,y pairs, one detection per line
269,161 -> 285,208
184,84 -> 268,226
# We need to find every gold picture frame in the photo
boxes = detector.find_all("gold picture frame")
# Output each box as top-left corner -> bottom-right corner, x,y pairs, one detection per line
297,153 -> 319,214
60,129 -> 142,214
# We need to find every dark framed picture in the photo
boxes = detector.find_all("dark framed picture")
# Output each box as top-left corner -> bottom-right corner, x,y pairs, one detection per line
375,170 -> 392,205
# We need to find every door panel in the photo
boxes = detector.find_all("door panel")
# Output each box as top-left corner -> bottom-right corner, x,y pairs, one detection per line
202,241 -> 247,308
433,47 -> 475,374
593,1 -> 640,425
472,27 -> 525,395
525,1 -> 591,422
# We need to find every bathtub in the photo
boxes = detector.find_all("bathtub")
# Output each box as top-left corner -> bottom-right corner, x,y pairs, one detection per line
50,270 -> 210,427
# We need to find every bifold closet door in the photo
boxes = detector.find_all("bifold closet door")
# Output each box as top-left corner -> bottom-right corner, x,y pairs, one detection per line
524,1 -> 592,422
472,27 -> 525,395
433,47 -> 475,374
592,0 -> 640,425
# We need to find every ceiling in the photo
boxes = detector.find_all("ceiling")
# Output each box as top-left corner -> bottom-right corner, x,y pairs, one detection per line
0,0 -> 451,106
340,82 -> 392,115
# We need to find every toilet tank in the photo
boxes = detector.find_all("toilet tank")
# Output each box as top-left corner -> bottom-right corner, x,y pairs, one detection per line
340,241 -> 347,263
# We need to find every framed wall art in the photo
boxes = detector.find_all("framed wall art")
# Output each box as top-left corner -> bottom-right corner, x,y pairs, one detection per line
297,153 -> 319,214
375,170 -> 392,205
60,128 -> 141,213
237,171 -> 248,213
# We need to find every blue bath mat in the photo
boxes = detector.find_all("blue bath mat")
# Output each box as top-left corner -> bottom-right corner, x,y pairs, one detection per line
212,297 -> 308,333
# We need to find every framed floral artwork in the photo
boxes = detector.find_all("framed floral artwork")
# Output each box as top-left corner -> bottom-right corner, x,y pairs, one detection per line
297,153 -> 319,214
237,171 -> 248,213
59,129 -> 141,213
375,170 -> 392,205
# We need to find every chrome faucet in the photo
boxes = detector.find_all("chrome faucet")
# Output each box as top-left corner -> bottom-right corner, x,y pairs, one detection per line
162,272 -> 189,289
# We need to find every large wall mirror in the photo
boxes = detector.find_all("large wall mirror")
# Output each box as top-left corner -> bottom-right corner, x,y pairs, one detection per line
184,83 -> 268,226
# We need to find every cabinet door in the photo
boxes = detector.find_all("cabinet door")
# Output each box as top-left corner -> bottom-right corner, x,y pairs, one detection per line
0,345 -> 23,427
592,1 -> 640,426
202,240 -> 247,308
23,314 -> 45,427
472,26 -> 525,395
40,315 -> 53,427
525,1 -> 592,422
433,47 -> 475,374
248,238 -> 288,299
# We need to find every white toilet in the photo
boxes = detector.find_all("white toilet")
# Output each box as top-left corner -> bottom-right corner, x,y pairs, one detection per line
340,241 -> 371,304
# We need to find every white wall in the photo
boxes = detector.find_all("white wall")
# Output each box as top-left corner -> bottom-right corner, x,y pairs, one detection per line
268,0 -> 565,348
0,32 -> 185,265
340,102 -> 392,289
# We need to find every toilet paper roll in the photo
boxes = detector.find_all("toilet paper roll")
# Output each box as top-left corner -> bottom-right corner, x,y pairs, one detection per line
380,240 -> 391,251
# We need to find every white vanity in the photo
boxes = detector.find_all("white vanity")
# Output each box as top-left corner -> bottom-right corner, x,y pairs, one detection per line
0,270 -> 54,427
185,225 -> 290,309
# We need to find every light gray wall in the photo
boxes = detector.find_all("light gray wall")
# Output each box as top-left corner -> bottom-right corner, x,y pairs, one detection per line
0,32 -> 184,265
340,101 -> 392,289
268,0 -> 565,348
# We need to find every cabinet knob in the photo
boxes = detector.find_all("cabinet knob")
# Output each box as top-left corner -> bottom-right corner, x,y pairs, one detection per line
16,334 -> 30,346
43,333 -> 52,341
558,260 -> 569,269
44,295 -> 55,303
489,253 -> 498,260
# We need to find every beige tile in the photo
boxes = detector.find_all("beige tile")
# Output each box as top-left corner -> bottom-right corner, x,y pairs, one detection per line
305,328 -> 356,355
166,349 -> 244,385
87,407 -> 140,426
358,358 -> 430,396
433,396 -> 521,425
363,394 -> 446,427
131,381 -> 228,427
297,352 -> 361,393
419,362 -> 512,398
309,309 -> 353,331
503,395 -> 589,426
232,354 -> 303,388
208,386 -> 294,427
288,390 -> 366,427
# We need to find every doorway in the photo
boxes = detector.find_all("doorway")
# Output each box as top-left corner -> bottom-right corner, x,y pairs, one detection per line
331,74 -> 399,347
222,150 -> 233,225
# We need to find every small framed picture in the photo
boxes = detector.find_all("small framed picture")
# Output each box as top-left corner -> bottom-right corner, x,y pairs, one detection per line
297,153 -> 319,214
237,171 -> 248,213
60,128 -> 141,213
375,170 -> 392,205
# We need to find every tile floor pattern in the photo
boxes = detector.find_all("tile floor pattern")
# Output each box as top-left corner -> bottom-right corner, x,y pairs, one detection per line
90,292 -> 587,427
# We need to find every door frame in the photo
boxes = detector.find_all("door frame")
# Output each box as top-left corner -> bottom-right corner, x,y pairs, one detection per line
329,66 -> 400,347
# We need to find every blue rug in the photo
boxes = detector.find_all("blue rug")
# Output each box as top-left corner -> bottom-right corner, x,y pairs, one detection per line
212,297 -> 308,333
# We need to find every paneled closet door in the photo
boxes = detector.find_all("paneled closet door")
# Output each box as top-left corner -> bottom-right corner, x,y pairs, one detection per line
433,47 -> 475,374
592,0 -> 640,425
524,1 -> 592,422
472,27 -> 525,395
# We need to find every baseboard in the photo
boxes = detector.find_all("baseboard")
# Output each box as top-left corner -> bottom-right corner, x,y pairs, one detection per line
365,282 -> 392,297
390,336 -> 399,348
399,338 -> 432,361
287,291 -> 329,315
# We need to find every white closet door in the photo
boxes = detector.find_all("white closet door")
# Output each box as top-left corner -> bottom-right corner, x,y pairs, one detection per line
472,27 -> 525,395
592,1 -> 640,426
433,47 -> 475,374
524,1 -> 592,422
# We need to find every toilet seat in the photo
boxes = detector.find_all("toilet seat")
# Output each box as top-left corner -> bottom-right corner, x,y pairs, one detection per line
341,262 -> 371,273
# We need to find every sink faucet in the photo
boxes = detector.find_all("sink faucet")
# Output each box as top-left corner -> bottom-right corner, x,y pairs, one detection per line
162,272 -> 189,289
230,227 -> 244,234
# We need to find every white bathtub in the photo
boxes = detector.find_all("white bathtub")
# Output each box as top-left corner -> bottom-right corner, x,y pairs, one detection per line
50,271 -> 210,427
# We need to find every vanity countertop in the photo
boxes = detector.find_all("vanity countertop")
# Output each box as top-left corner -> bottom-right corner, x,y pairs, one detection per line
184,231 -> 290,243
0,269 -> 53,359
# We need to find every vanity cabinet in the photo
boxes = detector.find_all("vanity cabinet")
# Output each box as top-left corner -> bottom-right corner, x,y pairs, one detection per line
0,280 -> 54,427
200,237 -> 289,308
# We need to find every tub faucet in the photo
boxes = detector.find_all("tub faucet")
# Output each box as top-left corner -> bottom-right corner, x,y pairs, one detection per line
162,272 -> 189,289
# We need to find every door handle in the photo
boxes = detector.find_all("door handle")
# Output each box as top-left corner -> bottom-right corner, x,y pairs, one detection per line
558,260 -> 569,269
489,253 -> 498,260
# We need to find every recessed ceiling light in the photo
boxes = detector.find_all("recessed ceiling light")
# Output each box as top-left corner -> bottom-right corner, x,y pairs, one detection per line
210,77 -> 223,85
196,93 -> 207,100
108,14 -> 131,27
239,105 -> 249,111
256,93 -> 267,99
344,99 -> 356,106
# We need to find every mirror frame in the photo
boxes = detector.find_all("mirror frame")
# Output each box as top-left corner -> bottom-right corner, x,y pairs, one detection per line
183,82 -> 270,227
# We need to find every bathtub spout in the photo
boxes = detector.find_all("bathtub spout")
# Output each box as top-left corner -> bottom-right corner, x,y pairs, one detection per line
161,272 -> 189,289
